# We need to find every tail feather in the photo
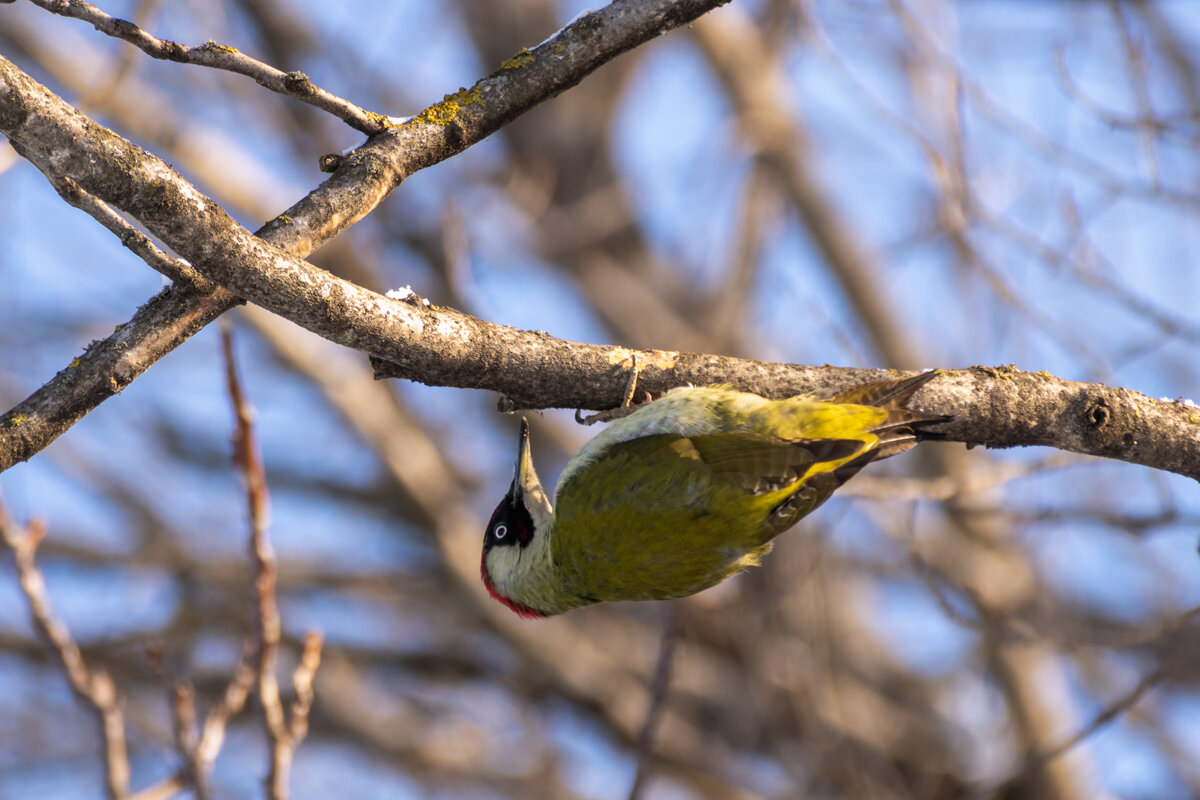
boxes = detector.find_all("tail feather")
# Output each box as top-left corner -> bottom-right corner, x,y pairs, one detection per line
827,371 -> 950,465
763,372 -> 950,539
825,370 -> 939,408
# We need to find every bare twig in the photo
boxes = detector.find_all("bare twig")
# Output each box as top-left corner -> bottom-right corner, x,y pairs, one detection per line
75,0 -> 161,114
47,174 -> 210,288
221,323 -> 322,800
983,658 -> 1175,799
289,631 -> 324,744
0,499 -> 132,800
21,0 -> 385,134
196,644 -> 258,770
979,205 -> 1200,345
1110,0 -> 1162,186
134,643 -> 258,800
627,606 -> 680,800
127,776 -> 187,800
169,679 -> 201,791
882,0 -> 1200,211
144,633 -> 246,800
0,497 -> 256,800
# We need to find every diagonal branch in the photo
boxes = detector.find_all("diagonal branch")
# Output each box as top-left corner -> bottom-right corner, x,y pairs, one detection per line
0,0 -> 733,470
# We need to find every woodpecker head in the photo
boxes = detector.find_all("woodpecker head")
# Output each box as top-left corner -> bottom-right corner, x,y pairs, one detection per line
481,419 -> 554,618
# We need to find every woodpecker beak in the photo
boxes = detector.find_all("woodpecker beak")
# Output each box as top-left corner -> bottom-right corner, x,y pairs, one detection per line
511,418 -> 554,529
513,417 -> 533,499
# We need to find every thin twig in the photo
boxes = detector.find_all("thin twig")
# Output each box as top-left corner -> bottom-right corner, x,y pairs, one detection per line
23,0 -> 385,134
126,775 -> 187,800
48,173 -> 209,289
844,452 -> 1079,502
627,605 -> 680,800
1110,0 -> 1162,187
0,496 -> 252,800
142,623 -> 256,799
195,643 -> 257,771
982,659 -> 1174,800
169,679 -> 200,791
0,498 -> 132,800
221,322 -> 322,800
289,631 -> 323,742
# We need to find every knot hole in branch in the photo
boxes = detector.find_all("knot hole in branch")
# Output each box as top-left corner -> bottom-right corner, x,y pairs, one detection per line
1086,399 -> 1110,429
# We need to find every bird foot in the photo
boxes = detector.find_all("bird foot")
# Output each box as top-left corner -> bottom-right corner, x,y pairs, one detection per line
576,354 -> 651,426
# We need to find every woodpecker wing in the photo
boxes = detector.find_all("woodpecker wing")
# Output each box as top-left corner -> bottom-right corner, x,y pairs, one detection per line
684,432 -> 862,495
683,431 -> 882,537
556,430 -> 867,510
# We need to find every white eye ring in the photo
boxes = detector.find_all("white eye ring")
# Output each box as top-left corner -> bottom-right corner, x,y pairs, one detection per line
494,523 -> 508,540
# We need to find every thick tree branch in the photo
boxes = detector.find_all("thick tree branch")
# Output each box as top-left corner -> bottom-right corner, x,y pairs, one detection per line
0,0 -> 732,469
0,282 -> 239,469
1,2 -> 1197,482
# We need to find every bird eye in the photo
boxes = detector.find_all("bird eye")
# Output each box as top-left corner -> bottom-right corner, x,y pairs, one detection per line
493,523 -> 507,540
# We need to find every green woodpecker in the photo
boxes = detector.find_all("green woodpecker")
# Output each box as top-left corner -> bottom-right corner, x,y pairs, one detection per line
482,372 -> 948,618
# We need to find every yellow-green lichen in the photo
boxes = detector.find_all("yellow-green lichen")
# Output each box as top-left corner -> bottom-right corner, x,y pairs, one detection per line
199,40 -> 239,54
9,413 -> 28,427
984,364 -> 1018,380
413,86 -> 485,126
366,111 -> 393,129
553,43 -> 566,54
501,48 -> 534,70
68,357 -> 80,368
